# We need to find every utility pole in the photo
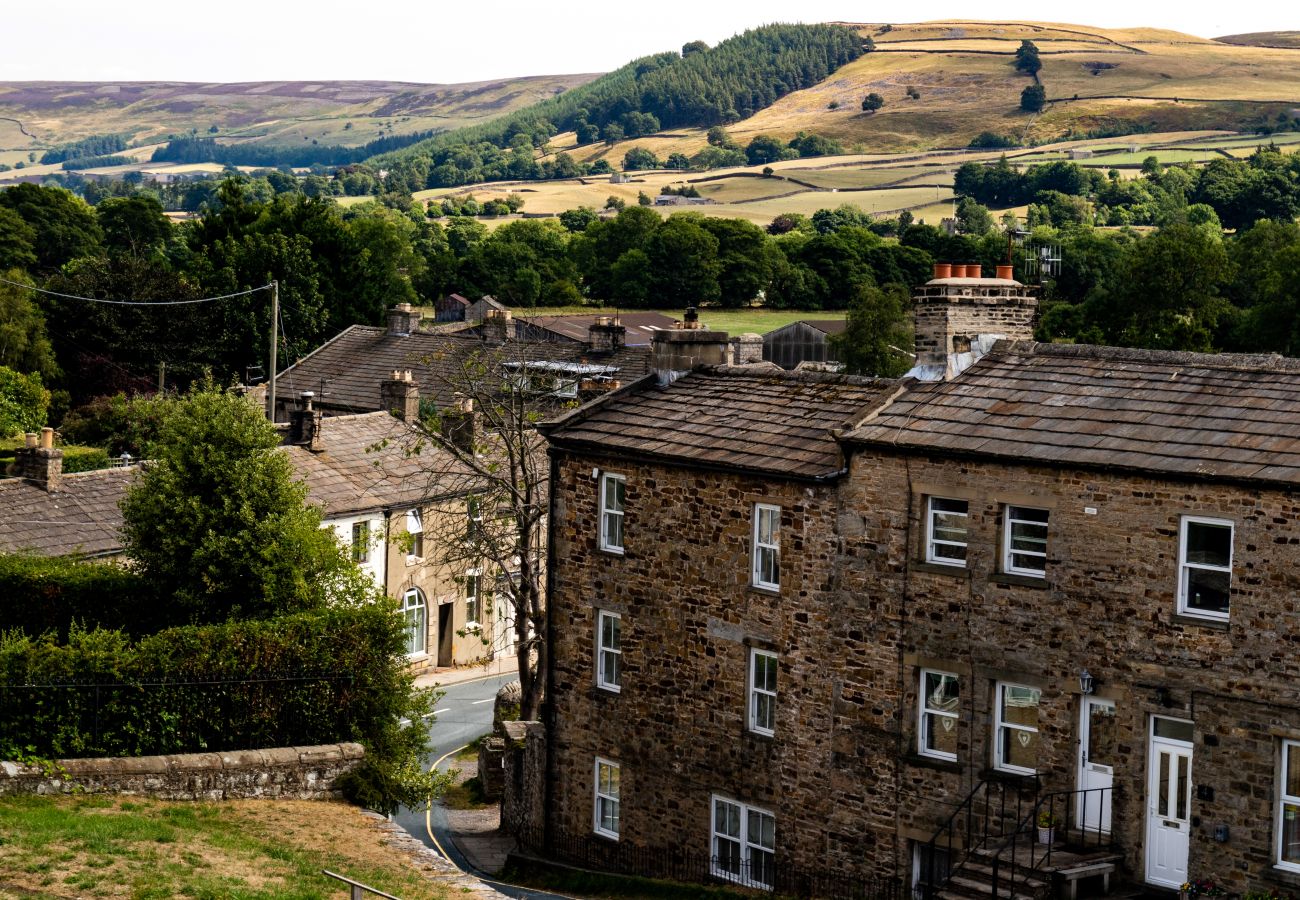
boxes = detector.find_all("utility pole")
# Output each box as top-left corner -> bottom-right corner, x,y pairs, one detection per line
158,361 -> 165,393
267,280 -> 279,422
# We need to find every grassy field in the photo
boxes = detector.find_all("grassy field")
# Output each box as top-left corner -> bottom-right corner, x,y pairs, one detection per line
0,795 -> 452,899
478,306 -> 846,336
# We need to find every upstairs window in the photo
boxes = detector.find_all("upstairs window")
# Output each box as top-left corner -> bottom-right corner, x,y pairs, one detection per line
752,504 -> 780,591
711,796 -> 775,889
926,498 -> 969,567
749,649 -> 777,737
351,520 -> 370,565
596,610 -> 622,692
1178,516 -> 1233,620
599,474 -> 625,553
994,682 -> 1041,774
406,508 -> 424,562
1003,506 -> 1049,577
919,670 -> 959,761
594,758 -> 620,839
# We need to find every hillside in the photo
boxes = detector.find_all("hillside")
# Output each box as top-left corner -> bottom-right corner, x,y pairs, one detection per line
548,21 -> 1300,163
0,75 -> 598,167
1216,31 -> 1300,50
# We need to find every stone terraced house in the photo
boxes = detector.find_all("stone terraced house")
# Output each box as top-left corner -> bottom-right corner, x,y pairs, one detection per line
533,269 -> 1300,899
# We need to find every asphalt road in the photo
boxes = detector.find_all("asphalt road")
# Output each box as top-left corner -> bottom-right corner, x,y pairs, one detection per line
390,673 -> 571,900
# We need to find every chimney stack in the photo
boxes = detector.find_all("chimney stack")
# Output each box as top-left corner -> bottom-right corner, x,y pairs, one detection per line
911,266 -> 1036,381
588,316 -> 626,353
14,427 -> 63,492
729,333 -> 764,365
441,395 -> 477,453
651,318 -> 730,386
381,370 -> 420,423
482,309 -> 515,344
387,303 -> 420,337
289,392 -> 323,451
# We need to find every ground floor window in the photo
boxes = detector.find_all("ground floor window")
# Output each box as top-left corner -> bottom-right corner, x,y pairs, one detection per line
401,588 -> 426,656
711,795 -> 775,889
1279,739 -> 1300,871
593,758 -> 620,839
911,841 -> 952,900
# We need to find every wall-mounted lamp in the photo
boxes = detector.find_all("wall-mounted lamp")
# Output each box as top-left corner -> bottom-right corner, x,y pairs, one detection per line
1079,669 -> 1095,695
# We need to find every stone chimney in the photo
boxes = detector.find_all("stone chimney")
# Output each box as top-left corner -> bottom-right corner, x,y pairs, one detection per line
651,316 -> 730,386
288,392 -> 323,451
387,303 -> 420,337
911,263 -> 1038,381
381,370 -> 420,423
588,316 -> 626,353
14,428 -> 63,492
729,333 -> 764,365
441,396 -> 477,453
482,309 -> 515,344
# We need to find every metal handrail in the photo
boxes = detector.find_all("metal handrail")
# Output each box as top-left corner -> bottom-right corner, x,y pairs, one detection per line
322,870 -> 403,900
922,774 -> 1041,900
989,786 -> 1116,900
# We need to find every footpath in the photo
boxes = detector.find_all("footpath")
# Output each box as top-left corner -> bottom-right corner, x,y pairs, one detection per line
414,654 -> 518,690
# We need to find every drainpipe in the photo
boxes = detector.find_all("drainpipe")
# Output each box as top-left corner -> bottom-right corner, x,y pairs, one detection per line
543,449 -> 560,854
382,509 -> 392,596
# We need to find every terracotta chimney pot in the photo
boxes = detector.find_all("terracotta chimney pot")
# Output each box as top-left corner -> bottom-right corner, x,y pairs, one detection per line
933,262 -> 952,280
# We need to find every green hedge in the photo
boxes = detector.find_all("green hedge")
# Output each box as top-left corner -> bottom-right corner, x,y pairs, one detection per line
0,554 -> 171,639
0,442 -> 113,475
0,605 -> 417,762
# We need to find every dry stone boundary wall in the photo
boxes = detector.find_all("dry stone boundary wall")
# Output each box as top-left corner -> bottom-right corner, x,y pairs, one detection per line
0,742 -> 364,800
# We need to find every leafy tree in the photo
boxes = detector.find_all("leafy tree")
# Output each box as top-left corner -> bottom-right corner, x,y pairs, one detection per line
682,40 -> 709,56
861,93 -> 884,113
637,191 -> 653,206
956,197 -> 995,235
623,147 -> 661,171
706,127 -> 738,149
829,284 -> 913,376
1013,40 -> 1042,76
647,214 -> 720,306
0,207 -> 37,272
121,384 -> 371,623
701,217 -> 774,308
1020,83 -> 1047,113
788,131 -> 844,158
96,195 -> 173,259
0,366 -> 49,437
558,206 -> 599,232
0,183 -> 103,274
767,213 -> 810,235
745,135 -> 789,166
605,195 -> 626,211
665,152 -> 691,170
0,276 -> 57,380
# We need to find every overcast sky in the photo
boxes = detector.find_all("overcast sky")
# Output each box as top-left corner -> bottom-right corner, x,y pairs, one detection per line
2,1 -> 1293,83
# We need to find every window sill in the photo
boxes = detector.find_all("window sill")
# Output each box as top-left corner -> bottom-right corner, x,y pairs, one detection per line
592,829 -> 620,843
990,572 -> 1049,590
979,767 -> 1041,787
748,585 -> 781,598
912,561 -> 969,578
905,753 -> 962,774
599,547 -> 625,557
1263,865 -> 1300,889
1173,612 -> 1230,631
747,727 -> 775,741
587,686 -> 622,701
406,557 -> 424,567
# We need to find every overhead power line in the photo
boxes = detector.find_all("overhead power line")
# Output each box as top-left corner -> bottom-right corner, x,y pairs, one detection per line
0,275 -> 273,307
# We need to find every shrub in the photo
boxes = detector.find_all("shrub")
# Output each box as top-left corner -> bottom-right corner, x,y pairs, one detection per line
61,446 -> 111,473
0,554 -> 166,639
0,366 -> 48,437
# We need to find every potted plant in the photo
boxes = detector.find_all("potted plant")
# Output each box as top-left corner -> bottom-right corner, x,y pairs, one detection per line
1036,809 -> 1058,844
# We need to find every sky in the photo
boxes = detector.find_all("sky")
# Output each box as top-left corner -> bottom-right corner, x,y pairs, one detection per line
1,0 -> 1295,84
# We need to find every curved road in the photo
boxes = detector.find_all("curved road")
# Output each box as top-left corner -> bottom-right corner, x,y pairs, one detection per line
391,673 -> 572,900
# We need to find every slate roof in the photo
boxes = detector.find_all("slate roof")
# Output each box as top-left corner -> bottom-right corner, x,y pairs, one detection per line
541,366 -> 902,480
512,313 -> 678,345
0,467 -> 136,557
0,413 -> 474,558
846,341 -> 1300,487
283,411 -> 475,516
764,319 -> 847,337
276,326 -> 651,415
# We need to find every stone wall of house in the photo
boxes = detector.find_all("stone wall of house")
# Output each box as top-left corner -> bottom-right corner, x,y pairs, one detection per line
545,451 -> 903,882
845,448 -> 1300,892
912,288 -> 1036,365
0,743 -> 364,801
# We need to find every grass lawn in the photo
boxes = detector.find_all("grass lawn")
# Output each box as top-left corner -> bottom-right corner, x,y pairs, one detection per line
468,306 -> 845,336
0,795 -> 452,899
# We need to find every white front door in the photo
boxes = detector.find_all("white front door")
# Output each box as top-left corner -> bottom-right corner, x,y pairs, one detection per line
1145,717 -> 1194,889
1077,697 -> 1116,834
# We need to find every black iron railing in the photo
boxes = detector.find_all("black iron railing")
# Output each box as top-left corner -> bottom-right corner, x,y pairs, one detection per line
989,786 -> 1116,900
921,774 -> 1042,900
513,823 -> 902,900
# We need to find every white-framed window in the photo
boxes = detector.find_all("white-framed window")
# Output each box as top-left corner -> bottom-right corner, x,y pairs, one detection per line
993,682 -> 1041,774
711,796 -> 775,889
919,669 -> 959,761
596,610 -> 622,692
405,508 -> 424,562
1178,516 -> 1233,620
464,570 -> 481,627
1003,506 -> 1049,577
401,587 -> 426,656
752,503 -> 780,591
926,498 -> 968,567
911,841 -> 952,900
1278,740 -> 1300,871
593,757 -> 620,839
749,649 -> 777,736
599,473 -> 625,553
351,520 -> 371,564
